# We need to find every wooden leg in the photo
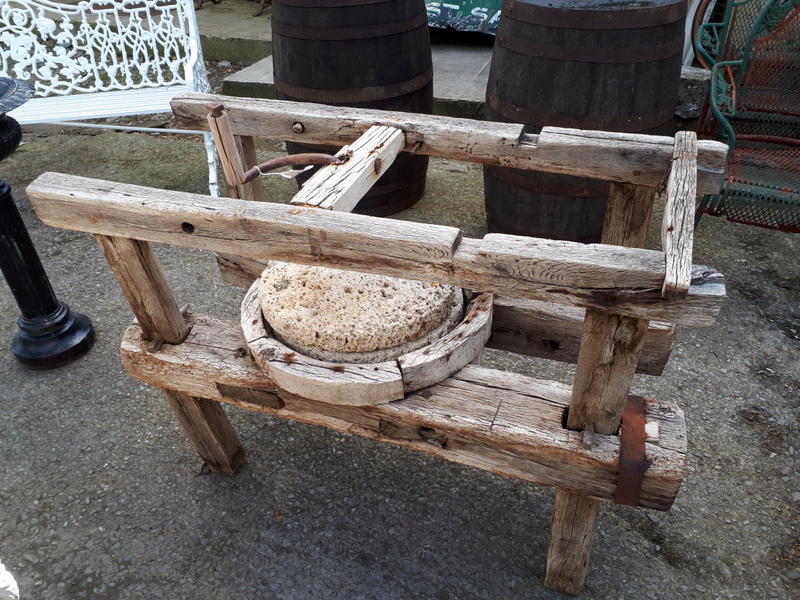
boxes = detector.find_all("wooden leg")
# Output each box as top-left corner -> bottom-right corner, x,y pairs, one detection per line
163,389 -> 246,476
545,181 -> 656,593
545,490 -> 601,596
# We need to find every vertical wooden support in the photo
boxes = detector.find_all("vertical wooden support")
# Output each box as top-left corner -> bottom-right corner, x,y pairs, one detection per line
545,490 -> 601,595
95,236 -> 189,345
545,181 -> 656,594
95,234 -> 245,475
228,135 -> 267,202
661,131 -> 698,301
207,105 -> 266,202
163,389 -> 246,476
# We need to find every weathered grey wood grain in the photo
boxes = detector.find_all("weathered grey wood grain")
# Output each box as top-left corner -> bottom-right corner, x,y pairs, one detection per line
290,126 -> 405,212
94,235 -> 189,345
26,173 -> 725,326
398,292 -> 493,392
662,131 -> 698,301
119,312 -> 686,510
94,234 -> 245,475
170,93 -> 728,194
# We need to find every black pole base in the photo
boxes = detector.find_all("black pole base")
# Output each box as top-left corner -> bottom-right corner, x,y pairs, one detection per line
12,302 -> 95,369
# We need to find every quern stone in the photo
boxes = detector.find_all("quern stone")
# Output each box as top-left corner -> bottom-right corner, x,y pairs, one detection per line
258,263 -> 464,363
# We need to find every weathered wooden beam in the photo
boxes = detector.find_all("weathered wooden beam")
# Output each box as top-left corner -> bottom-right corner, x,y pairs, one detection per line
602,183 -> 656,249
488,296 -> 675,376
162,388 -> 246,476
119,313 -> 687,511
26,173 -> 725,326
208,107 -> 249,186
662,131 -> 698,301
290,125 -> 405,212
547,182 -> 656,595
544,491 -> 601,595
93,234 -> 245,476
170,93 -> 728,195
94,235 -> 189,345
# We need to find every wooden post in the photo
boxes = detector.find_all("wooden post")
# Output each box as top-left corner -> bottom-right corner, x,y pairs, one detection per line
95,234 -> 245,475
207,105 -> 266,202
661,131 -> 698,301
545,490 -> 601,595
545,181 -> 656,594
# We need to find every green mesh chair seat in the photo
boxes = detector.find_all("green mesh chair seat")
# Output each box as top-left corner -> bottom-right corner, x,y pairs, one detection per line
697,1 -> 800,232
701,144 -> 800,232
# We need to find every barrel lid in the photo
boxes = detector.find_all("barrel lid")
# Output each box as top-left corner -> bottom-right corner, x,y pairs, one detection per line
504,0 -> 688,28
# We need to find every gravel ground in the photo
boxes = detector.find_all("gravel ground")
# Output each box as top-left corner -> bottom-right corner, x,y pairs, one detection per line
0,74 -> 798,599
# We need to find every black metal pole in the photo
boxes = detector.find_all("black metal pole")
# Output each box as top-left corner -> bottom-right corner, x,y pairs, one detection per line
0,78 -> 94,368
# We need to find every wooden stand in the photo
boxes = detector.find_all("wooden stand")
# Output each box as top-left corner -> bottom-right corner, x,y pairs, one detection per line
26,97 -> 727,595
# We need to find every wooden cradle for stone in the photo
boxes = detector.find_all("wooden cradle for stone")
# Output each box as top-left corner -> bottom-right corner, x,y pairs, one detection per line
25,95 -> 728,596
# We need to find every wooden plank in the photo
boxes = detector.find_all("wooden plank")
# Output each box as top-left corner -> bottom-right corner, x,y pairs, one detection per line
230,135 -> 267,202
94,235 -> 189,345
662,131 -> 698,301
170,93 -> 729,194
208,108 -> 248,186
602,183 -> 656,249
216,253 -> 268,288
566,311 -> 650,433
546,180 -> 656,595
398,292 -> 493,392
162,388 -> 246,476
94,235 -> 244,476
477,234 -> 665,290
119,313 -> 687,510
26,173 -> 726,326
545,490 -> 600,596
488,296 -> 675,376
290,126 -> 405,212
28,173 -> 460,266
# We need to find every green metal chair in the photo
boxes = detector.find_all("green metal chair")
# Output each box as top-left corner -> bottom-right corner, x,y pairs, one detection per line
696,0 -> 800,232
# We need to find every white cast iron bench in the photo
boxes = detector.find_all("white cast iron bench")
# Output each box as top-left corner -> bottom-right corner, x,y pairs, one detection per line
0,0 -> 219,195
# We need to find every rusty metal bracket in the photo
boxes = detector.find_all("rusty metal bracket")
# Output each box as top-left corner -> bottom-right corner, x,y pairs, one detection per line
614,395 -> 653,506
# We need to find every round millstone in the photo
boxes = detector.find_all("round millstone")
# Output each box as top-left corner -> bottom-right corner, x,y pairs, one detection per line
258,263 -> 464,363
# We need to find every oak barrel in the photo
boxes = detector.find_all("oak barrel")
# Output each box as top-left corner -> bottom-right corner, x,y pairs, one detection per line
484,0 -> 687,242
271,0 -> 433,216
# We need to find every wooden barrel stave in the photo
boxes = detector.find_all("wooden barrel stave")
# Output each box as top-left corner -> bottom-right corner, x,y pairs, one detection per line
272,0 -> 432,216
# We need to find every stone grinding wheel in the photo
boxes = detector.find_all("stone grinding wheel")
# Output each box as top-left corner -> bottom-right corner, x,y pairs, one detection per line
241,263 -> 493,406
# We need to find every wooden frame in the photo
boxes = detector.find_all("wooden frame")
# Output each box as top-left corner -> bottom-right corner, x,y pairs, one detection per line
26,96 -> 727,596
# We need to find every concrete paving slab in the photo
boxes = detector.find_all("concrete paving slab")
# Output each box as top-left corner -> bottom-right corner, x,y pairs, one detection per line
195,0 -> 273,64
1,124 -> 798,600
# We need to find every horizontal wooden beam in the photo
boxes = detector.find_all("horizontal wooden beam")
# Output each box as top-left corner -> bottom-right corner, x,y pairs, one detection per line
170,92 -> 728,195
120,313 -> 686,510
27,173 -> 725,326
488,296 -> 676,376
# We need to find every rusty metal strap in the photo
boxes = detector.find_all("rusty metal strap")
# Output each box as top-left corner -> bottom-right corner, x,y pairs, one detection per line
486,93 -> 675,133
503,0 -> 687,29
486,165 -> 610,197
275,68 -> 432,104
272,11 -> 428,41
496,32 -> 684,64
615,395 -> 652,507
